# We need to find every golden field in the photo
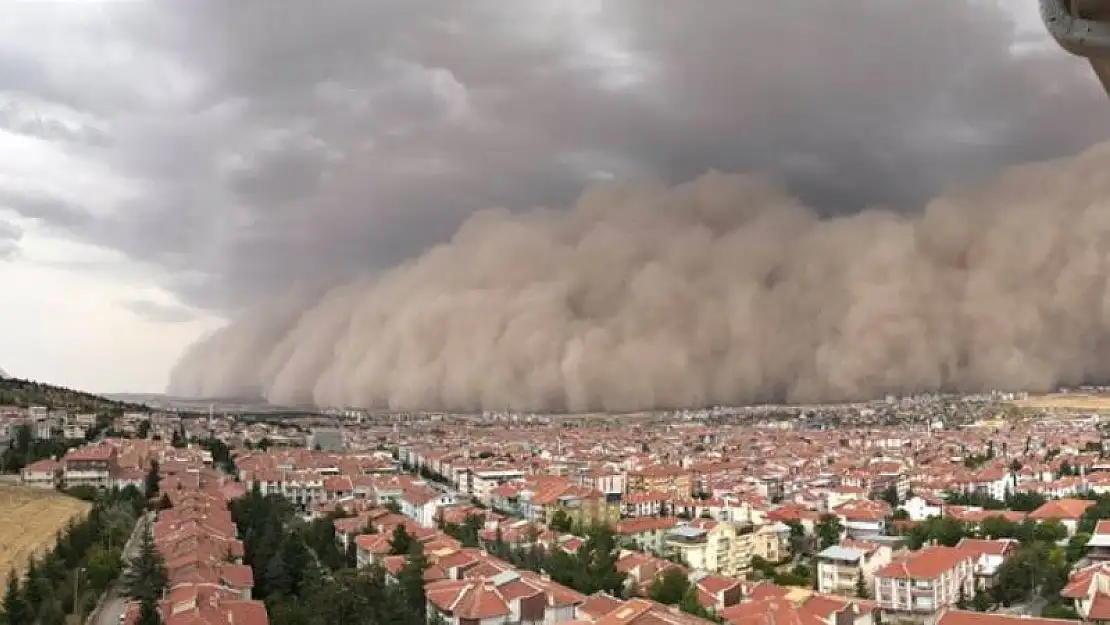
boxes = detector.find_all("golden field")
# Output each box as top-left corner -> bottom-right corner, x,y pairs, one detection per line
1012,393 -> 1110,412
0,484 -> 90,586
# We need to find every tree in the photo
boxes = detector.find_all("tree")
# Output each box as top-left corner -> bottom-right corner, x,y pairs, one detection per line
649,568 -> 690,605
389,525 -> 413,556
1043,601 -> 1080,619
880,485 -> 899,508
1005,491 -> 1047,513
36,590 -> 65,625
345,538 -> 358,569
461,514 -> 483,548
979,515 -> 1018,540
549,509 -> 573,533
972,591 -> 993,612
145,461 -> 160,500
816,514 -> 843,549
906,516 -> 967,549
992,545 -> 1048,606
124,529 -> 168,603
397,542 -> 429,623
137,597 -> 163,625
3,571 -> 30,625
22,558 -> 44,615
855,572 -> 869,599
490,527 -> 511,560
1067,532 -> 1092,565
544,524 -> 625,596
264,542 -> 293,598
678,585 -> 716,620
170,426 -> 185,448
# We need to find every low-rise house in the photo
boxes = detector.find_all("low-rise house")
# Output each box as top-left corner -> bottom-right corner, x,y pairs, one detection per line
400,485 -> 453,527
815,542 -> 892,597
1088,521 -> 1110,562
954,539 -> 1018,589
424,569 -> 585,625
834,500 -> 891,539
1028,499 -> 1095,536
1061,562 -> 1110,621
616,517 -> 679,556
904,495 -> 946,522
62,444 -> 117,490
873,546 -> 974,624
690,572 -> 743,611
20,458 -> 59,488
935,609 -> 1081,625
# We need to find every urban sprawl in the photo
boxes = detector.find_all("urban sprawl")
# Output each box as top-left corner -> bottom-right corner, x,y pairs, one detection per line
8,389 -> 1110,625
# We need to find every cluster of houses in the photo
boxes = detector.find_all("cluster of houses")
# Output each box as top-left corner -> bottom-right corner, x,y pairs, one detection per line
122,452 -> 264,625
0,405 -> 101,444
20,438 -> 158,490
24,407 -> 1110,625
221,441 -> 1110,625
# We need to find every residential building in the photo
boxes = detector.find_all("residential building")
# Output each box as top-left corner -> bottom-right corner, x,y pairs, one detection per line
616,517 -> 679,556
955,539 -> 1018,589
935,609 -> 1081,625
20,458 -> 59,488
1029,499 -> 1095,536
628,466 -> 694,500
874,546 -> 974,624
816,542 -> 892,597
1088,521 -> 1110,562
62,444 -> 117,489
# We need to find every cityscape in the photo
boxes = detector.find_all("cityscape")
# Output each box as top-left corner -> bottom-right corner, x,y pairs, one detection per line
6,3 -> 1110,625
5,379 -> 1110,625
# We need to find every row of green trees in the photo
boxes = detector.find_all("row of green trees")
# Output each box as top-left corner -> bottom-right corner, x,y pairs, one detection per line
123,528 -> 168,625
943,490 -> 1048,513
230,487 -> 434,625
1,487 -> 144,625
903,515 -> 1069,551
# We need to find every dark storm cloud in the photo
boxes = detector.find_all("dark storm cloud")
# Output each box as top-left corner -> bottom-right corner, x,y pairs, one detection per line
2,1 -> 1108,307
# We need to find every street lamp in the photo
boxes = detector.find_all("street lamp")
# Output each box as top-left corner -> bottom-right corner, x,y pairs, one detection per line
73,566 -> 87,621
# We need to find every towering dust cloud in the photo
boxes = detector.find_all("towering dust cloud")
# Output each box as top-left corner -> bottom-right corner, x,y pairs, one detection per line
168,142 -> 1110,411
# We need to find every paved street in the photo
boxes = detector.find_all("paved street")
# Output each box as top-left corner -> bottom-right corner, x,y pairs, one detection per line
95,596 -> 126,625
91,512 -> 150,625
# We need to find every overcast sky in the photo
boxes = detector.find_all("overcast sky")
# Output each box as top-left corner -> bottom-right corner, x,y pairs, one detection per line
0,0 -> 1108,394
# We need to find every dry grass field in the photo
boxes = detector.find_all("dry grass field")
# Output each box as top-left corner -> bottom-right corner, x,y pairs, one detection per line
0,484 -> 90,587
1012,393 -> 1110,412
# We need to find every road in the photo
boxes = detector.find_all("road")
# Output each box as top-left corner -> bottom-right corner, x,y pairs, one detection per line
91,512 -> 151,625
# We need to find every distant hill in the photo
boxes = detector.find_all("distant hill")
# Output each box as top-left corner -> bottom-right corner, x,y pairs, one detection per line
0,368 -> 9,379
0,376 -> 146,413
105,392 -> 305,414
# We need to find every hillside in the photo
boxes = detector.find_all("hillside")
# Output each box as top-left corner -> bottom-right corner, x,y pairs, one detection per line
0,376 -> 146,413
